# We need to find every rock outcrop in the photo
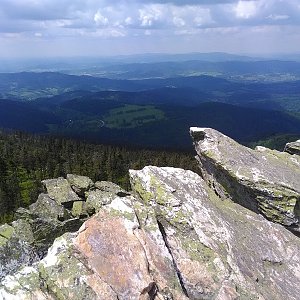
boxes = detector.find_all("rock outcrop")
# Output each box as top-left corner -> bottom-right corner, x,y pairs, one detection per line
0,174 -> 128,281
0,128 -> 300,300
190,127 -> 300,233
284,139 -> 300,156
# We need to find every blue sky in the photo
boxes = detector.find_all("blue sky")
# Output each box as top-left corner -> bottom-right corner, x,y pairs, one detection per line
0,0 -> 299,58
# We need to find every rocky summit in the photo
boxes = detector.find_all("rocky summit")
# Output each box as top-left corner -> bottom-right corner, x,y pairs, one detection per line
0,128 -> 299,300
190,127 -> 300,233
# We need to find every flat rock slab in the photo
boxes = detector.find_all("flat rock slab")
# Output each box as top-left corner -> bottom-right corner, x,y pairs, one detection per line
42,177 -> 81,204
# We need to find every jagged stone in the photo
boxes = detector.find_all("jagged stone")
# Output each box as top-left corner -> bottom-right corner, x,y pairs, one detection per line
71,201 -> 88,218
0,224 -> 14,246
0,197 -> 187,300
284,139 -> 300,155
0,213 -> 85,280
85,181 -> 130,212
1,209 -> 84,281
38,233 -> 97,300
42,177 -> 81,204
130,166 -> 300,300
0,266 -> 49,300
75,196 -> 186,300
94,180 -> 130,197
32,217 -> 84,257
29,193 -> 71,221
190,127 -> 300,232
0,180 -> 86,278
14,207 -> 34,221
85,190 -> 111,212
67,174 -> 94,196
12,219 -> 35,245
0,220 -> 38,280
2,166 -> 300,300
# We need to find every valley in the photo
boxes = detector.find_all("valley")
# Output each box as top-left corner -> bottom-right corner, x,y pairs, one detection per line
0,61 -> 300,150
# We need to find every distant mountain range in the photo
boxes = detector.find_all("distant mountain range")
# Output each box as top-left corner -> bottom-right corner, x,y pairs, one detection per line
81,60 -> 300,80
1,52 -> 300,74
1,72 -> 300,113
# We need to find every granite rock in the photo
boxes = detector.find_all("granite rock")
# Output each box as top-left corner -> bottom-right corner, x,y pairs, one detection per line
190,127 -> 300,232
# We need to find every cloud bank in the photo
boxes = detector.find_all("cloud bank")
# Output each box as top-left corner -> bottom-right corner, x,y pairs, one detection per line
0,0 -> 299,57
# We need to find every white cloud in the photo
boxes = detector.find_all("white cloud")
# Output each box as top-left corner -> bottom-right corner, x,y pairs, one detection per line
94,11 -> 109,26
266,14 -> 290,21
138,4 -> 164,27
174,29 -> 199,35
79,28 -> 126,38
234,1 -> 258,19
173,16 -> 185,27
3,32 -> 20,38
125,17 -> 133,25
167,5 -> 213,30
1,0 -> 300,57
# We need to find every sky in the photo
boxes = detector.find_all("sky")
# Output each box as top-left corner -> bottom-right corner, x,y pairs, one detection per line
0,0 -> 300,58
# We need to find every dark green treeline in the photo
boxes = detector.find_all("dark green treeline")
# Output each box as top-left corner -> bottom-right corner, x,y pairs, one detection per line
0,130 -> 199,223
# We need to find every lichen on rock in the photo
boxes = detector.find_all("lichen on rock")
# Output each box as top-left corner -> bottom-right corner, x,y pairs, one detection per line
129,165 -> 300,300
190,127 -> 300,232
42,177 -> 81,204
67,174 -> 94,196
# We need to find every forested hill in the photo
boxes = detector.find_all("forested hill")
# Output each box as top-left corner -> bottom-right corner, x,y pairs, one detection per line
0,130 -> 199,223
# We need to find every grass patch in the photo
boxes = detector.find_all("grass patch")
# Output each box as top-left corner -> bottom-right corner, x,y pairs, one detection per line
104,104 -> 165,129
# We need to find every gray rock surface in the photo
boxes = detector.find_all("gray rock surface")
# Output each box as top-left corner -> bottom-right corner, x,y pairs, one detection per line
190,127 -> 300,232
0,174 -> 121,282
1,166 -> 300,300
42,177 -> 81,204
29,193 -> 71,221
67,174 -> 94,196
284,139 -> 300,155
0,220 -> 38,281
86,181 -> 130,212
130,166 -> 300,300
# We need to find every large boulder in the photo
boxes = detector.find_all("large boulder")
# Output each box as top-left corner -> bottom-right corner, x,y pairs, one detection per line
15,191 -> 84,257
42,177 -> 81,204
284,140 -> 300,155
130,166 -> 300,300
0,220 -> 38,280
66,174 -> 94,196
28,193 -> 71,221
190,127 -> 300,232
0,194 -> 187,300
74,196 -> 186,299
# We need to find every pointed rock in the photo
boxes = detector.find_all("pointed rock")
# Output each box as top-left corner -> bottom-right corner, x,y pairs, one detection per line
284,140 -> 300,156
190,127 -> 300,232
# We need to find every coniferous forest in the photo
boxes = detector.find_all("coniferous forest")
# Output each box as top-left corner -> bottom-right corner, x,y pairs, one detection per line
0,129 -> 199,223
